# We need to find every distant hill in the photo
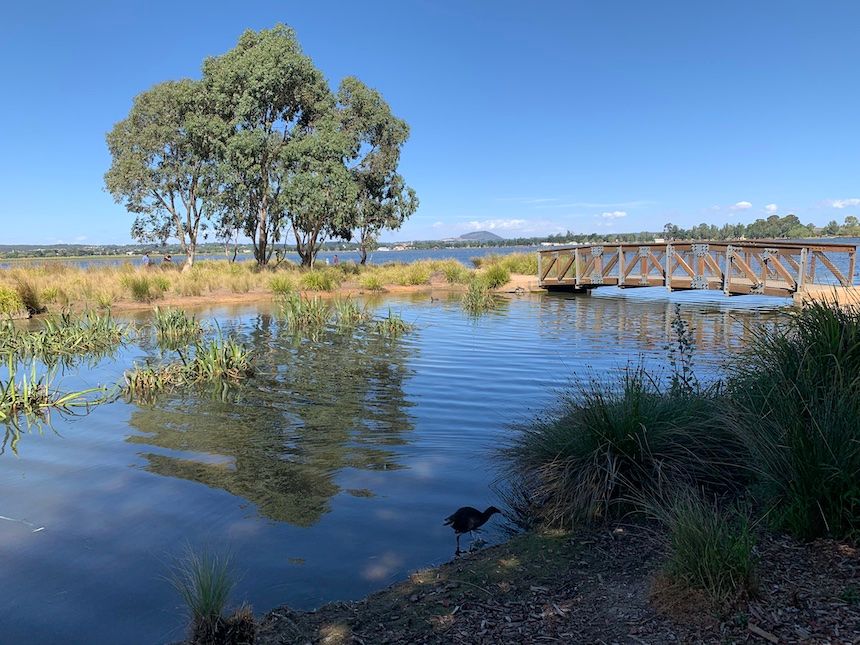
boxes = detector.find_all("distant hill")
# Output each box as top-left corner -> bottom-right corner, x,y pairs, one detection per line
458,231 -> 504,242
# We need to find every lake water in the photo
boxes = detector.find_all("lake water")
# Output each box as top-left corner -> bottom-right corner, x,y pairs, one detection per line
0,290 -> 789,643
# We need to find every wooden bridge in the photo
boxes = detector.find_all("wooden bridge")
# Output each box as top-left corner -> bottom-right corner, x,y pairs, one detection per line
538,241 -> 857,297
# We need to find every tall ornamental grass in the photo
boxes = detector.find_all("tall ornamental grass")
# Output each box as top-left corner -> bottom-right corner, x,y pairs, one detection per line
726,299 -> 860,539
504,367 -> 741,528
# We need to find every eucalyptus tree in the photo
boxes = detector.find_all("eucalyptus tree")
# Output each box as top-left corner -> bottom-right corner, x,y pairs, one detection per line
203,25 -> 333,266
105,79 -> 223,269
338,77 -> 418,264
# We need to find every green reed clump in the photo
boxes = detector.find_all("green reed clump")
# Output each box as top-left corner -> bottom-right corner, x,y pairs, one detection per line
153,307 -> 202,349
0,357 -> 113,424
333,298 -> 370,328
280,294 -> 332,336
170,548 -> 248,645
726,299 -> 860,539
359,274 -> 384,292
442,262 -> 470,284
651,488 -> 757,605
461,278 -> 499,315
121,274 -> 161,302
479,263 -> 511,289
473,252 -> 539,276
124,336 -> 252,401
269,274 -> 295,297
300,269 -> 339,292
0,286 -> 25,315
397,262 -> 432,286
374,309 -> 413,337
185,336 -> 253,382
0,311 -> 127,363
503,367 -> 740,528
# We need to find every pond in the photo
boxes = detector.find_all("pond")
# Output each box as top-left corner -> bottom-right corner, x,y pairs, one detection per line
0,290 -> 788,643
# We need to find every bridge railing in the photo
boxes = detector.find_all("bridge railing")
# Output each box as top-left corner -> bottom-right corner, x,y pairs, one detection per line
538,241 -> 857,296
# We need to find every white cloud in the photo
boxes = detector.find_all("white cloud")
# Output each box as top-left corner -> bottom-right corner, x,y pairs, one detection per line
599,210 -> 627,219
431,221 -> 445,228
730,201 -> 753,211
536,200 -> 655,210
75,235 -> 88,242
764,204 -> 778,214
466,218 -> 528,231
828,198 -> 860,209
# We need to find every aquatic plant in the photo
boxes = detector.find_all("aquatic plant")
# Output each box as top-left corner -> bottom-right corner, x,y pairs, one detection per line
0,311 -> 127,363
503,367 -> 740,528
374,309 -> 413,337
153,307 -> 202,349
726,299 -> 860,539
472,252 -> 538,276
170,548 -> 237,644
650,488 -> 757,605
333,298 -> 370,328
0,357 -> 113,425
397,262 -> 432,286
279,294 -> 332,335
121,275 -> 161,302
461,278 -> 499,315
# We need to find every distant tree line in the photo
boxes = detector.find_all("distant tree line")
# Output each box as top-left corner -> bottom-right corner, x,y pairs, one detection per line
105,25 -> 417,269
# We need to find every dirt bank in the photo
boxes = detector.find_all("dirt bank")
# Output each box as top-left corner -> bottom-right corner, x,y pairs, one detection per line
255,526 -> 859,644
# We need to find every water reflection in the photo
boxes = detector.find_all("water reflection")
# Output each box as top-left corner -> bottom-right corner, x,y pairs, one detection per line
127,317 -> 415,527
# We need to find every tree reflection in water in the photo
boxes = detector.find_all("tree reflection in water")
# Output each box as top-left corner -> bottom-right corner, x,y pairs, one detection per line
127,312 -> 415,527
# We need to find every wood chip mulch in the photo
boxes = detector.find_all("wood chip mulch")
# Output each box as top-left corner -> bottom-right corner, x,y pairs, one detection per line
256,526 -> 860,645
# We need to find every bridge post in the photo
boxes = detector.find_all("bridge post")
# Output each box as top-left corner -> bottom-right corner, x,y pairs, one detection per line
724,246 -> 734,296
665,244 -> 673,292
574,248 -> 581,288
537,252 -> 542,282
618,246 -> 625,286
798,247 -> 808,290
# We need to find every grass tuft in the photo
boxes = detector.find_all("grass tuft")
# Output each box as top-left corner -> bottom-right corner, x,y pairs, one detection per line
170,548 -> 236,644
153,307 -> 203,349
374,309 -> 413,337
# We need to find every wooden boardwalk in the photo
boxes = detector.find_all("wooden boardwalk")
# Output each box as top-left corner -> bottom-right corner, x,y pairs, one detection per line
538,241 -> 857,297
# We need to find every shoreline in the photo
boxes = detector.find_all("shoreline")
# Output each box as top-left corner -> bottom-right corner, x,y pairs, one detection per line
252,524 -> 858,644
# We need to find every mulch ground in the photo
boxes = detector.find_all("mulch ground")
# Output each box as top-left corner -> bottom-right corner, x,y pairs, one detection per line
256,526 -> 859,644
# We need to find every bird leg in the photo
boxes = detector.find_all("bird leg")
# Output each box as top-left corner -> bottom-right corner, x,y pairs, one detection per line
455,533 -> 461,555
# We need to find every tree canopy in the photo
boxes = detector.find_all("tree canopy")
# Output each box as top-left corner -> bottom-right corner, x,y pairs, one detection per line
106,24 -> 416,267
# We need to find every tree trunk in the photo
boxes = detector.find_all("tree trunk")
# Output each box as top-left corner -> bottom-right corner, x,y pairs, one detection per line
359,246 -> 368,265
255,207 -> 269,267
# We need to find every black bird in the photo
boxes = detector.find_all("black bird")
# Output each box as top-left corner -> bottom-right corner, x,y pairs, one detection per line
444,506 -> 501,554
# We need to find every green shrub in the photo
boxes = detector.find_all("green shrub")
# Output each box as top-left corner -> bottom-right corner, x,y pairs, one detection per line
474,252 -> 538,275
121,275 -> 160,302
269,275 -> 295,297
397,263 -> 432,286
359,274 -> 384,291
461,278 -> 499,315
479,264 -> 510,289
726,300 -> 860,539
300,269 -> 339,292
652,489 -> 757,605
0,286 -> 24,315
442,262 -> 470,284
504,367 -> 740,528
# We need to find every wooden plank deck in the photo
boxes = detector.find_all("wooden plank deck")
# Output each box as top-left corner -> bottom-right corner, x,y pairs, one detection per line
538,241 -> 857,297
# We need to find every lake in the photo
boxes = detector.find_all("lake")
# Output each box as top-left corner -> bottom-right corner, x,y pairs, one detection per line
0,289 -> 789,643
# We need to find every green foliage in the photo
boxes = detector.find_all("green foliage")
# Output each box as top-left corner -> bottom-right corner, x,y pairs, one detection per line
397,263 -> 431,286
0,312 -> 126,363
300,269 -> 340,292
479,264 -> 510,289
153,307 -> 202,349
726,300 -> 860,539
473,252 -> 538,275
279,294 -> 332,337
461,278 -> 499,315
269,275 -> 295,297
441,262 -> 470,284
504,367 -> 740,528
0,286 -> 24,315
374,309 -> 413,337
121,275 -> 163,302
359,274 -> 384,291
170,548 -> 235,644
653,489 -> 757,604
333,298 -> 369,328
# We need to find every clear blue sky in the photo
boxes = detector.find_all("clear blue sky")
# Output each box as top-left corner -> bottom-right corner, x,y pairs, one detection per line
1,1 -> 859,245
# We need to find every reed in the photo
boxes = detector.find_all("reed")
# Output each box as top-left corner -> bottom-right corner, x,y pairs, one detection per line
170,548 -> 236,644
333,298 -> 370,328
299,269 -> 340,292
374,309 -> 413,337
279,294 -> 332,336
0,311 -> 127,363
153,307 -> 203,349
461,278 -> 499,315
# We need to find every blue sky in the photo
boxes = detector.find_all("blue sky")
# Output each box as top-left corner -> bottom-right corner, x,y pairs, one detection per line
1,1 -> 859,244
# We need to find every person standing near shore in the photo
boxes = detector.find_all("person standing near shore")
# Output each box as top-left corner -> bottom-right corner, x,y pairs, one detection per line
142,252 -> 151,268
